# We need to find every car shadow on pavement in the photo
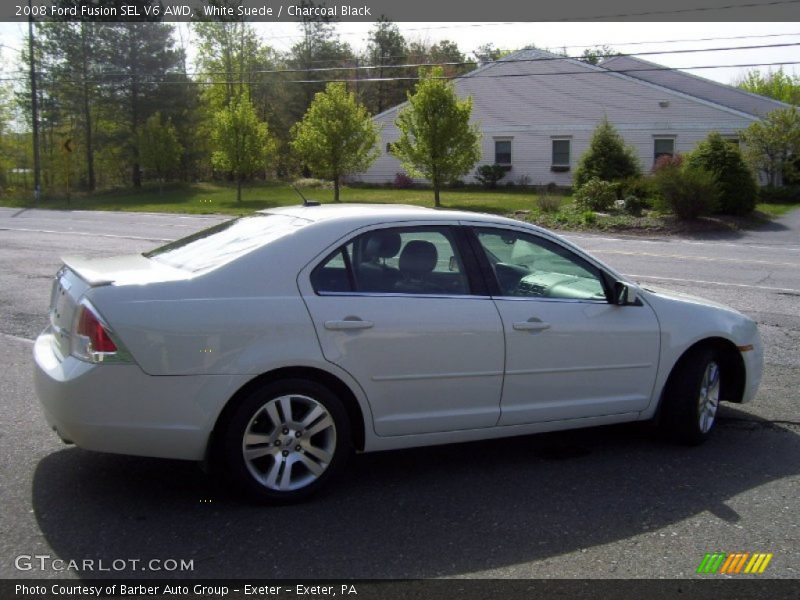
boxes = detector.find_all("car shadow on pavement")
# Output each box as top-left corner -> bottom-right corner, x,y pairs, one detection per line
32,406 -> 800,579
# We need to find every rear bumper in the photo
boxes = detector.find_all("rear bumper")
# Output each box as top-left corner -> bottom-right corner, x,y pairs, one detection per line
33,330 -> 236,461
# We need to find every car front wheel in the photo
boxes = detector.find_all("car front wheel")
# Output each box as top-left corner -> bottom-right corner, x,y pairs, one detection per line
661,346 -> 722,445
219,379 -> 352,503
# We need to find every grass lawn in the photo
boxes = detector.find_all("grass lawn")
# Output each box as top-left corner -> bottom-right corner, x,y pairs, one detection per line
753,202 -> 799,218
1,181 -> 797,234
0,182 -> 544,216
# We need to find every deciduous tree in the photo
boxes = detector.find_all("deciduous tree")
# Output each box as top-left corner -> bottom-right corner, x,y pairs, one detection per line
211,95 -> 276,203
740,107 -> 800,186
736,68 -> 800,105
291,83 -> 379,202
391,67 -> 481,207
139,112 -> 182,192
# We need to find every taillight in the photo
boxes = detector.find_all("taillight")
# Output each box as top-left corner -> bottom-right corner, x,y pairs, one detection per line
77,306 -> 117,353
71,301 -> 130,363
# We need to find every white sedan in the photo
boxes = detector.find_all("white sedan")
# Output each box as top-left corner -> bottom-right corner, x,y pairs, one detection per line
34,205 -> 763,502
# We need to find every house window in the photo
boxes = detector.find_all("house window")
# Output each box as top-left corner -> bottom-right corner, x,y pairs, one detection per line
494,139 -> 512,165
551,139 -> 570,171
654,138 -> 675,163
386,142 -> 392,153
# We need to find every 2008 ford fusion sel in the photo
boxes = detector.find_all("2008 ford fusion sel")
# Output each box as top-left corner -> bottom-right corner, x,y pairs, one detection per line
34,205 -> 763,502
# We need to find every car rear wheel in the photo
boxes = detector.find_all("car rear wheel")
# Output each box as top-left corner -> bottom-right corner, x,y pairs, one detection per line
661,346 -> 722,445
219,379 -> 352,503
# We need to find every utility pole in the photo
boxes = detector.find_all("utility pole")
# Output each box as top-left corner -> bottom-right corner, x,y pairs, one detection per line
354,55 -> 360,99
28,0 -> 41,205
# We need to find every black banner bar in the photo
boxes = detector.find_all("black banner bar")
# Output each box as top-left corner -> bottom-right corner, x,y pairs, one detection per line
3,0 -> 800,22
4,579 -> 800,600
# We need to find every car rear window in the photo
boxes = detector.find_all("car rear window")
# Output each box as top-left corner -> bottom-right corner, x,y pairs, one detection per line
144,214 -> 309,273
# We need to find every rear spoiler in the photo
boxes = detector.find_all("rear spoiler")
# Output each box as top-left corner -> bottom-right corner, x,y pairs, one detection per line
61,256 -> 115,286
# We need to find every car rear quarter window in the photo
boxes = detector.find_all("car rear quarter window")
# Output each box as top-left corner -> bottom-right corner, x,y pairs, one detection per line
145,214 -> 309,273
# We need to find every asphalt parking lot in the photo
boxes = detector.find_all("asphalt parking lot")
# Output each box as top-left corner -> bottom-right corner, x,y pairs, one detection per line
0,206 -> 798,580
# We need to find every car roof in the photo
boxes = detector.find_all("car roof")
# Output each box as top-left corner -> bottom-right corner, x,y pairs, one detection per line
259,203 -> 536,230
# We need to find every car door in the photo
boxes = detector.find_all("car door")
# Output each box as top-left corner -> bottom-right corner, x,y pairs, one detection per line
468,225 -> 660,426
299,224 -> 505,437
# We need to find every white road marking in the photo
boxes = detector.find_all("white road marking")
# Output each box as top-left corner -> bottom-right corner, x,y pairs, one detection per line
628,274 -> 800,294
0,227 -> 173,242
596,249 -> 799,268
0,332 -> 34,344
567,233 -> 800,253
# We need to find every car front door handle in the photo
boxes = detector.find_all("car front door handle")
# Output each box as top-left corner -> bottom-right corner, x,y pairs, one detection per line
324,317 -> 374,331
512,318 -> 551,332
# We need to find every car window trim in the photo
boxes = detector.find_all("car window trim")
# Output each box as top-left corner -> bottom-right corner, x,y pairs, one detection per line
453,226 -> 490,297
340,244 -> 357,292
315,291 -> 492,300
463,225 -> 613,303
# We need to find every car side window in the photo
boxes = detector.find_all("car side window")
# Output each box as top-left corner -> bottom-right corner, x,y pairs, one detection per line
311,227 -> 471,296
474,228 -> 608,301
310,243 -> 355,293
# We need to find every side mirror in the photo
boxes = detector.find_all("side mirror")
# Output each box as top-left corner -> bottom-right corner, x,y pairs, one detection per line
448,256 -> 457,272
614,281 -> 638,306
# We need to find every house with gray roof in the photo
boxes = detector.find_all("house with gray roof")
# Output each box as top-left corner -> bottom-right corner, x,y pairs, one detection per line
356,48 -> 787,187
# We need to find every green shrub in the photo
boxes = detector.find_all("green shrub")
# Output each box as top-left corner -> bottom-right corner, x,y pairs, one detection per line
757,185 -> 800,203
653,154 -> 684,172
574,177 -> 618,211
536,193 -> 560,213
475,164 -> 508,189
618,175 -> 656,200
574,117 -> 641,188
685,132 -> 757,215
622,195 -> 649,216
652,165 -> 719,220
393,172 -> 414,188
581,210 -> 597,225
294,177 -> 332,189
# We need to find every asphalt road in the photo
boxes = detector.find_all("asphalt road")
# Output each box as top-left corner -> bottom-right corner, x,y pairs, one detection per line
0,206 -> 798,580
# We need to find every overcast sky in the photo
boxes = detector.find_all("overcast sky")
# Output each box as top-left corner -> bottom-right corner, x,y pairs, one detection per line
2,21 -> 799,85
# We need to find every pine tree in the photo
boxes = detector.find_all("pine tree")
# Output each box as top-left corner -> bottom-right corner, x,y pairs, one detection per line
685,132 -> 757,215
574,117 -> 641,187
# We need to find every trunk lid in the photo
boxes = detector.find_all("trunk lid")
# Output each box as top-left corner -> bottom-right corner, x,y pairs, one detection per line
47,255 -> 190,361
61,254 -> 191,286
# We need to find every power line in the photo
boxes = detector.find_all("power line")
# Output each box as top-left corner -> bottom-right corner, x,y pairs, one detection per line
3,59 -> 797,85
561,0 -> 800,20
572,30 -> 800,50
231,28 -> 800,66
3,39 -> 800,79
290,61 -> 800,84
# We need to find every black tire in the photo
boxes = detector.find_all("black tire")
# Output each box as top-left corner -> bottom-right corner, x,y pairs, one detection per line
217,378 -> 352,503
660,346 -> 723,446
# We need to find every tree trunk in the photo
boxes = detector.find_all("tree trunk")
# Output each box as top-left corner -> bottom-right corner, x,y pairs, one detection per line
81,24 -> 95,192
334,177 -> 340,202
237,177 -> 242,203
434,183 -> 441,208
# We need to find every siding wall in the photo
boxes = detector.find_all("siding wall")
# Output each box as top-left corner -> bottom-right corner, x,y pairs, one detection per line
356,50 -> 756,186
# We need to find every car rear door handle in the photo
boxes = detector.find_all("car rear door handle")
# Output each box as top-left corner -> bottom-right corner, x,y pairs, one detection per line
512,318 -> 551,332
324,317 -> 374,331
